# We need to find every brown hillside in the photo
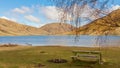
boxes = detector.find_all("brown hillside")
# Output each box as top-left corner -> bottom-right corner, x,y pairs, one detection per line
40,23 -> 75,35
74,9 -> 120,35
0,18 -> 48,36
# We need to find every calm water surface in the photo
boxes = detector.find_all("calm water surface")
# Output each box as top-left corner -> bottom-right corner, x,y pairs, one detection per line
0,35 -> 120,47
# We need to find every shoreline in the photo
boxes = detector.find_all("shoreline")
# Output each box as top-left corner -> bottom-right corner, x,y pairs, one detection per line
0,43 -> 120,48
0,34 -> 75,36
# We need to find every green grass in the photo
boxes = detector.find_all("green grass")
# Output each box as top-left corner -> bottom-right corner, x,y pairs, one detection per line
0,46 -> 119,68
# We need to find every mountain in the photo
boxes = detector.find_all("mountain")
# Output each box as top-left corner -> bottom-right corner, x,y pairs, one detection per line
1,9 -> 119,36
40,23 -> 75,35
0,18 -> 48,36
0,19 -> 74,36
72,9 -> 120,35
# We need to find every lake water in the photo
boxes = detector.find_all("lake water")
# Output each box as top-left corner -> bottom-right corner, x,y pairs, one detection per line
0,35 -> 120,47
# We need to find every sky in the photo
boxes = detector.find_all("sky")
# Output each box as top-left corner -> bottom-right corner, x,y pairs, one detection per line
0,0 -> 120,27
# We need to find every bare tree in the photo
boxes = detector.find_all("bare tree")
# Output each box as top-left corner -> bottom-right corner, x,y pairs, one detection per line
51,0 -> 111,29
50,0 -> 113,46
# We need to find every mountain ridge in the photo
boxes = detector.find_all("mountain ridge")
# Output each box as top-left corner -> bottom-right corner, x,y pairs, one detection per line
0,9 -> 120,36
40,23 -> 75,35
0,19 -> 74,36
70,9 -> 120,35
0,18 -> 48,36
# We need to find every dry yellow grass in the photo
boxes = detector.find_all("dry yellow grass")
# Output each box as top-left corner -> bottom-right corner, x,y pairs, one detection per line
0,45 -> 32,51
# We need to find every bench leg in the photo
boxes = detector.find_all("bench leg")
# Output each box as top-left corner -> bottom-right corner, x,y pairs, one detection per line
71,57 -> 77,61
99,53 -> 102,64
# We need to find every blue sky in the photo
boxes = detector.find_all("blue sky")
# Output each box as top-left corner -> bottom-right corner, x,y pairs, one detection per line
0,0 -> 120,27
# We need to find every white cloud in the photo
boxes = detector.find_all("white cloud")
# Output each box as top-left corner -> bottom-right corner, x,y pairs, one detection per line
40,6 -> 61,20
108,5 -> 120,12
40,5 -> 120,23
72,5 -> 120,26
24,15 -> 40,23
1,16 -> 10,20
111,5 -> 120,11
68,4 -> 100,25
40,6 -> 72,21
12,6 -> 31,14
0,16 -> 17,22
78,5 -> 99,20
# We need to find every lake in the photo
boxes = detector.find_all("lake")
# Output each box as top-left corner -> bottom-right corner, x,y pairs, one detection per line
0,35 -> 120,47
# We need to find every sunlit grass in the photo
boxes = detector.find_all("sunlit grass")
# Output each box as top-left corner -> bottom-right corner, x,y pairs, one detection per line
0,46 -> 119,68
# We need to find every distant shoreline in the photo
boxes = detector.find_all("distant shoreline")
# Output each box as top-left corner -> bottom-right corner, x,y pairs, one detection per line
0,44 -> 119,48
0,44 -> 119,52
0,35 -> 120,37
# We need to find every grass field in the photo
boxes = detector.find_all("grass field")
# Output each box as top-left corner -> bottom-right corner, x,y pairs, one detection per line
0,45 -> 119,68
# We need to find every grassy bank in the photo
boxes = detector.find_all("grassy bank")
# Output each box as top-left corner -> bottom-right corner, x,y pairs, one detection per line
0,45 -> 119,68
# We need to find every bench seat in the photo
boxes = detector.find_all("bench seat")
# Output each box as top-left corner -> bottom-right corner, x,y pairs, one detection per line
71,50 -> 102,64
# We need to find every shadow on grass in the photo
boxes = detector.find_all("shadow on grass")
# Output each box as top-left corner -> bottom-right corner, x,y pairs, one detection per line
69,59 -> 112,68
47,58 -> 68,63
70,60 -> 100,68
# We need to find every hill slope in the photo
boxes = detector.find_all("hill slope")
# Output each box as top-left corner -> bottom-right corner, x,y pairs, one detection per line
0,19 -> 74,36
74,9 -> 120,35
40,23 -> 75,35
0,18 -> 48,36
1,9 -> 119,36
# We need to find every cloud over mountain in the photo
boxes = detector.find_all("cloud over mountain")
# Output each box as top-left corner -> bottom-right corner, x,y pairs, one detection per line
2,4 -> 120,28
40,6 -> 60,20
0,16 -> 16,22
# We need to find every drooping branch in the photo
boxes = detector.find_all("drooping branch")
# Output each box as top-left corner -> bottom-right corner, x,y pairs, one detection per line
50,0 -> 113,47
51,0 -> 111,33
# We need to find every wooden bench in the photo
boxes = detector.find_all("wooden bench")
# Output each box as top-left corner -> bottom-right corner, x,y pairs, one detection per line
71,50 -> 102,64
